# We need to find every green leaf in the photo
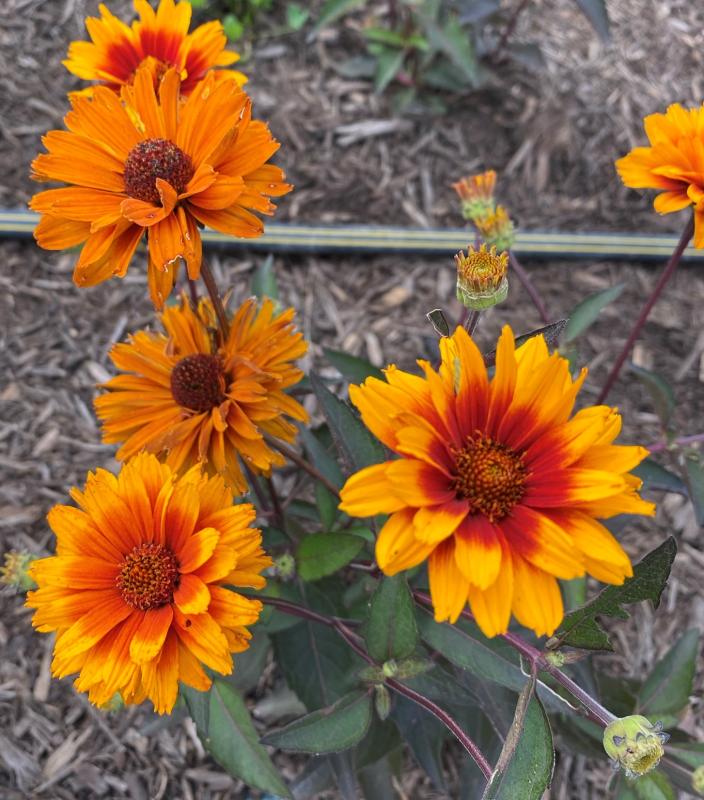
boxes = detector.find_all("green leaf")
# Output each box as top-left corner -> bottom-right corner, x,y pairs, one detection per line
315,0 -> 366,30
373,47 -> 406,93
323,347 -> 384,384
573,0 -> 610,40
426,308 -> 450,337
483,320 -> 567,366
365,575 -> 418,663
633,771 -> 676,800
665,741 -> 704,770
637,629 -> 699,717
552,538 -> 677,651
684,454 -> 704,526
564,283 -> 624,342
310,373 -> 386,472
423,16 -> 478,85
224,631 -> 270,693
299,425 -> 345,490
182,681 -> 291,798
482,681 -> 554,800
391,693 -> 447,790
262,690 -> 372,753
630,365 -> 675,428
286,2 -> 310,30
632,458 -> 688,496
315,482 -> 337,529
251,254 -> 278,300
296,532 -> 366,581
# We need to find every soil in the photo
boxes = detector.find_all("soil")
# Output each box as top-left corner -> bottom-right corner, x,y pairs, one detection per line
1,0 -> 703,798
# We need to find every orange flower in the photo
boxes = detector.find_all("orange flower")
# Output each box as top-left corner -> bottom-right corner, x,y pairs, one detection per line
30,66 -> 291,308
616,103 -> 704,246
26,452 -> 271,714
339,326 -> 655,638
452,170 -> 496,221
95,294 -> 308,495
64,0 -> 246,95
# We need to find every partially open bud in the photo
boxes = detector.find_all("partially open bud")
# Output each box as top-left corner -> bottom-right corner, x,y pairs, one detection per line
474,205 -> 516,251
452,170 -> 497,221
603,715 -> 669,778
455,244 -> 509,310
1,551 -> 38,592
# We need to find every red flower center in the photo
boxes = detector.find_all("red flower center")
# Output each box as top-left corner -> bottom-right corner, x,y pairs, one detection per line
117,543 -> 180,610
170,353 -> 226,413
123,138 -> 194,204
451,435 -> 528,521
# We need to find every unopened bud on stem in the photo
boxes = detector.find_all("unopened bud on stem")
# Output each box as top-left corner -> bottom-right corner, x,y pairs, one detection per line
603,715 -> 669,778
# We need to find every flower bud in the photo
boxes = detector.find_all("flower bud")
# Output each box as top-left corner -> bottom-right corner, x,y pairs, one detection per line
374,684 -> 391,721
273,553 -> 295,580
474,205 -> 515,251
452,170 -> 497,222
692,765 -> 704,795
455,244 -> 509,310
603,715 -> 669,778
0,551 -> 38,592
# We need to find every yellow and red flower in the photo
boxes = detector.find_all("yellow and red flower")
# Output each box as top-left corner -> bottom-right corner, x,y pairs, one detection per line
95,294 -> 308,495
30,66 -> 291,308
616,103 -> 704,247
339,326 -> 654,638
27,452 -> 271,714
452,169 -> 496,221
64,0 -> 246,95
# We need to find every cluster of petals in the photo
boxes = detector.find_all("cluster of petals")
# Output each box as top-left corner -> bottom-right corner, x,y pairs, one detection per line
64,0 -> 246,94
340,326 -> 655,638
30,66 -> 291,308
616,103 -> 704,247
27,453 -> 271,714
95,294 -> 308,495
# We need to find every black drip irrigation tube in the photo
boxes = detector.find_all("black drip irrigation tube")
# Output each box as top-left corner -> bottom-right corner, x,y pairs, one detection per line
2,209 -> 702,261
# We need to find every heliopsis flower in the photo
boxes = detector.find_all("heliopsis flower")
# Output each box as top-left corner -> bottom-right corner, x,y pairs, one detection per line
95,294 -> 308,495
339,326 -> 655,638
452,170 -> 496,221
26,452 -> 271,714
64,0 -> 246,95
30,66 -> 291,308
474,204 -> 515,251
616,103 -> 704,247
455,244 -> 508,309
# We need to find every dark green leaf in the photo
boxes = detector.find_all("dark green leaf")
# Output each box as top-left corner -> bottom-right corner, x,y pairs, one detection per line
365,575 -> 418,663
299,425 -> 345,490
509,43 -> 545,70
315,0 -> 366,30
483,320 -> 567,366
632,458 -> 689,496
552,538 -> 677,651
316,482 -> 337,529
225,631 -> 270,693
665,741 -> 704,770
573,0 -> 610,40
684,454 -> 704,526
374,47 -> 406,93
426,308 -> 450,337
332,55 -> 377,79
296,532 -> 366,581
457,0 -> 500,24
391,694 -> 447,790
262,691 -> 372,753
182,681 -> 291,798
633,771 -> 676,800
358,755 -> 397,800
323,347 -> 384,384
564,284 -> 624,342
482,681 -> 554,799
250,254 -> 278,300
423,16 -> 478,85
637,629 -> 699,716
310,373 -> 386,472
630,365 -> 675,428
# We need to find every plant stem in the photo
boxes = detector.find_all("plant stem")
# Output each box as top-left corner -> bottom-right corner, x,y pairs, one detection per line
263,434 -> 341,498
597,217 -> 694,404
258,596 -> 494,780
187,278 -> 199,309
508,251 -> 550,324
492,0 -> 530,62
200,260 -> 230,341
646,432 -> 704,453
464,309 -> 481,336
266,475 -> 286,532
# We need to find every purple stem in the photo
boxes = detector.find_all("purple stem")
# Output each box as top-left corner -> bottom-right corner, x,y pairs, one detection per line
508,251 -> 550,324
646,432 -> 704,454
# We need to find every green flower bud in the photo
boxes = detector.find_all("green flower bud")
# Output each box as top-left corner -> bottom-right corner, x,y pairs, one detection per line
692,765 -> 704,795
374,684 -> 391,721
603,715 -> 669,778
273,553 -> 295,580
381,660 -> 398,678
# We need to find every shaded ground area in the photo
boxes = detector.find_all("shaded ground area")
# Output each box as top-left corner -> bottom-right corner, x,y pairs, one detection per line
1,0 -> 704,797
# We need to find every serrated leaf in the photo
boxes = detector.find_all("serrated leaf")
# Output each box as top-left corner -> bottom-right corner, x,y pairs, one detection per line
482,681 -> 554,800
310,373 -> 386,472
632,458 -> 688,496
296,532 -> 366,581
633,771 -> 676,800
182,681 -> 291,798
630,365 -> 675,427
262,690 -> 372,753
564,283 -> 624,342
323,347 -> 384,384
365,575 -> 418,663
251,254 -> 278,300
574,0 -> 610,40
637,629 -> 699,716
684,454 -> 704,526
552,538 -> 677,651
315,0 -> 366,30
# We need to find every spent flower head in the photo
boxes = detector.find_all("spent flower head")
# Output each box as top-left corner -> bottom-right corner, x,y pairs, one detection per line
455,243 -> 509,310
603,715 -> 669,778
452,170 -> 496,221
474,205 -> 516,251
